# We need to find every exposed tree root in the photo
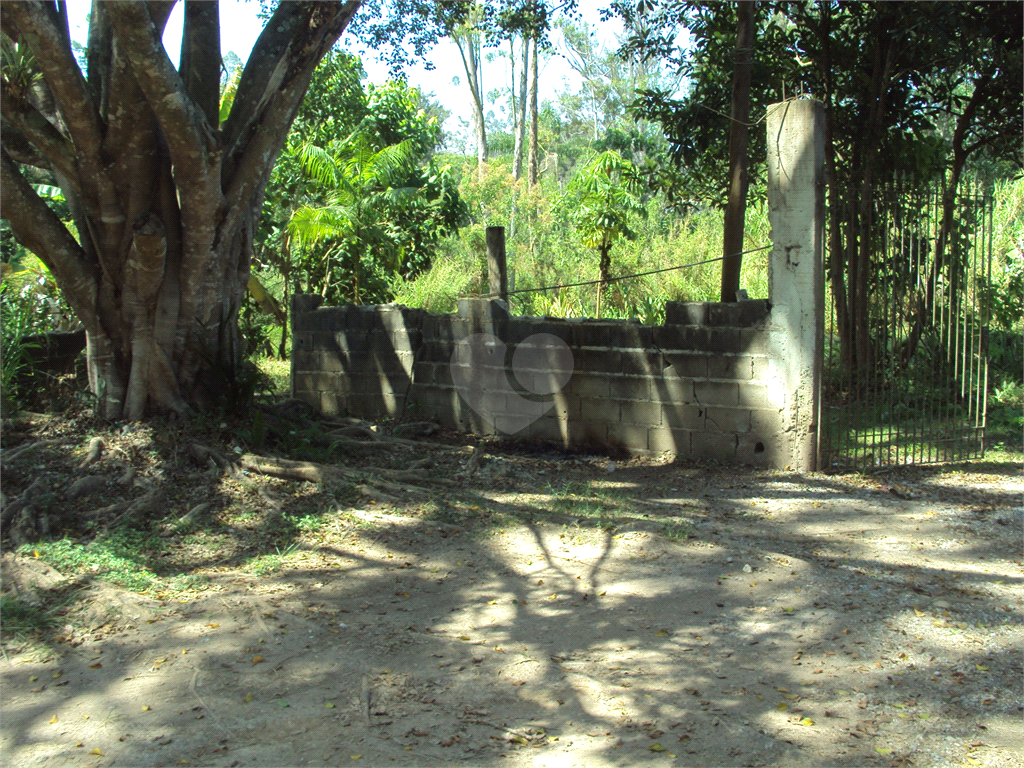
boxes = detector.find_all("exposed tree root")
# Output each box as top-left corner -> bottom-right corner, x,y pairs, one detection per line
78,436 -> 104,468
0,438 -> 73,473
238,453 -> 354,484
356,484 -> 400,504
106,487 -> 164,530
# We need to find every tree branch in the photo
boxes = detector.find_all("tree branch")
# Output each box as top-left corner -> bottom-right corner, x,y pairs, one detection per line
221,1 -> 362,188
180,0 -> 222,126
219,1 -> 361,241
5,2 -> 106,162
0,83 -> 81,192
0,123 -> 51,169
105,0 -> 219,189
0,150 -> 97,321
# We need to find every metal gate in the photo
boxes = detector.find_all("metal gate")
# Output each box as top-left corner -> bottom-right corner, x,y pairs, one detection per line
819,179 -> 993,470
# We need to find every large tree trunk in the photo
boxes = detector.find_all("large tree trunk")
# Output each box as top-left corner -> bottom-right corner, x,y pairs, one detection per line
719,0 -> 755,303
1,0 -> 361,420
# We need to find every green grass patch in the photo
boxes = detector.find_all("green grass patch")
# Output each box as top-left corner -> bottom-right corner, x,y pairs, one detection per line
0,595 -> 57,639
661,522 -> 694,542
244,543 -> 301,576
20,528 -> 167,593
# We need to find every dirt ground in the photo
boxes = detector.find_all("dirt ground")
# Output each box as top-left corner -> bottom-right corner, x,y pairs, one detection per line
1,412 -> 1022,768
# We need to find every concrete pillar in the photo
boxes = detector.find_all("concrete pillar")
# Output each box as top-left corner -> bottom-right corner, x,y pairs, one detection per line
766,99 -> 824,471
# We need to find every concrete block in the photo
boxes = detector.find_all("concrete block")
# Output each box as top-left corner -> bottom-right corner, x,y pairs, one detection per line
612,323 -> 654,349
290,351 -> 322,373
704,406 -> 751,434
663,352 -> 707,380
736,434 -> 784,467
579,397 -> 620,424
550,395 -> 578,419
575,348 -> 621,373
661,404 -> 705,431
359,392 -> 405,418
738,382 -> 775,409
618,399 -> 662,426
665,301 -> 709,326
751,355 -> 772,381
737,299 -> 771,327
708,354 -> 753,380
751,407 -> 784,433
420,340 -> 455,363
568,374 -> 610,399
651,373 -> 693,406
528,415 -> 572,446
320,391 -> 349,416
311,333 -> 342,353
389,331 -> 421,353
739,329 -> 770,355
504,318 -> 573,345
620,350 -> 662,376
570,321 -> 620,347
691,432 -> 738,463
293,371 -> 349,393
609,375 -> 652,401
512,368 -> 572,397
707,327 -> 742,353
707,302 -> 742,327
605,422 -> 650,454
648,428 -> 691,456
694,380 -> 739,406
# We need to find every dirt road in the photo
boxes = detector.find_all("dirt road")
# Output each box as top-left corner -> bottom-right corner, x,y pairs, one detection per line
2,455 -> 1021,768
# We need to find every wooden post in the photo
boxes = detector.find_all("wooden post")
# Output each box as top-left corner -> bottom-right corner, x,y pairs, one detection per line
486,226 -> 508,306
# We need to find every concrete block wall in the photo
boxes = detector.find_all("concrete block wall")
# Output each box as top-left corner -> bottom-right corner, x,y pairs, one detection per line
291,98 -> 824,470
291,294 -> 791,467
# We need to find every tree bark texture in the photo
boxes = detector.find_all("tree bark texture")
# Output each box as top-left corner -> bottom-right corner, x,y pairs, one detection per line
1,0 -> 362,420
512,34 -> 528,181
719,0 -> 755,303
527,35 -> 539,187
453,24 -> 487,181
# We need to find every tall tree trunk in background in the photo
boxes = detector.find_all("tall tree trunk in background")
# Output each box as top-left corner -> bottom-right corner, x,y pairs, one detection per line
814,2 -> 852,375
719,0 -> 754,303
512,34 -> 528,180
899,70 -> 994,368
527,35 -> 539,187
847,27 -> 895,382
1,0 -> 361,420
454,25 -> 487,181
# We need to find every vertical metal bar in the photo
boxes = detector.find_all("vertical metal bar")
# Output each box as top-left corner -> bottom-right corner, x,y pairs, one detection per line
981,190 -> 993,456
970,185 -> 978,460
886,187 -> 895,465
964,188 -> 976,458
929,179 -> 941,464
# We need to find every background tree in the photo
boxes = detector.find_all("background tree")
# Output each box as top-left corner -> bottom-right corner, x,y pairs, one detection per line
448,4 -> 489,181
719,0 -> 754,303
615,0 -> 1022,378
558,150 -> 646,316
